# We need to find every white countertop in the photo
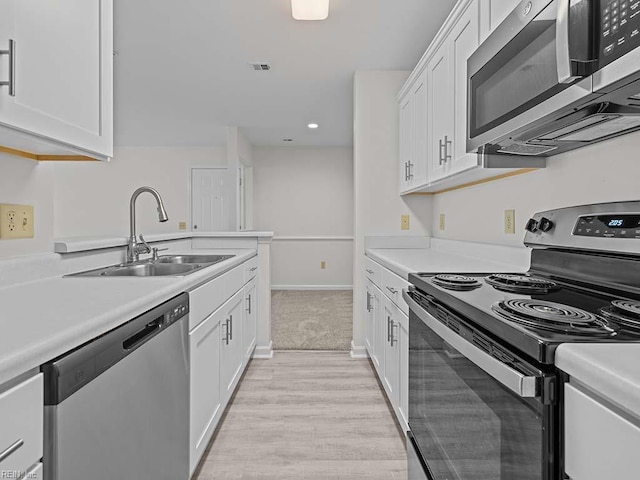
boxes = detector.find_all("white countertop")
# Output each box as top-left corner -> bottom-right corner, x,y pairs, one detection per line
556,344 -> 640,418
0,249 -> 255,386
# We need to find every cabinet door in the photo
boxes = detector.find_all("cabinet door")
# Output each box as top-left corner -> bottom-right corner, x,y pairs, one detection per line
399,94 -> 414,193
427,43 -> 453,183
372,284 -> 384,373
0,0 -> 112,159
411,68 -> 429,187
220,289 -> 245,404
189,312 -> 221,474
450,0 -> 480,175
243,278 -> 257,363
383,299 -> 401,407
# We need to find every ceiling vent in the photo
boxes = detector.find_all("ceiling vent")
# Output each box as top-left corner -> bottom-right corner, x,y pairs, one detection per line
249,62 -> 271,71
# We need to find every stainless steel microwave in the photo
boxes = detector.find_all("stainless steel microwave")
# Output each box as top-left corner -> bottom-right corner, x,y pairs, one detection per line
468,0 -> 640,157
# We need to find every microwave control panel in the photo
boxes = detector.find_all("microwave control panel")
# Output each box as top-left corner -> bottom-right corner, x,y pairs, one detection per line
600,0 -> 640,67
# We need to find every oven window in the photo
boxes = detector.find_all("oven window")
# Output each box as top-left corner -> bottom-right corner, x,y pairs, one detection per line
409,314 -> 546,480
469,0 -> 570,139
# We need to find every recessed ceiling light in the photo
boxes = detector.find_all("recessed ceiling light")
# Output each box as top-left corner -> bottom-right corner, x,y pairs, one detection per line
307,123 -> 319,129
291,0 -> 329,20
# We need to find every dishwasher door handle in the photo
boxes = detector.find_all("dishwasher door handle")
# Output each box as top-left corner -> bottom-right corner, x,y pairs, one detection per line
123,317 -> 163,350
0,439 -> 24,464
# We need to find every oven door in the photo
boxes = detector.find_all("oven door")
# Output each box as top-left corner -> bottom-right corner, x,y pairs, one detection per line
467,0 -> 595,155
404,291 -> 558,480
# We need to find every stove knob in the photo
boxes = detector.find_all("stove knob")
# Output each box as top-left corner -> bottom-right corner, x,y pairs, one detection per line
538,217 -> 554,232
525,218 -> 539,233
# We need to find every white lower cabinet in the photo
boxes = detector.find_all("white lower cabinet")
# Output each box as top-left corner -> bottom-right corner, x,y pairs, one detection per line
189,311 -> 222,474
243,278 -> 257,364
0,373 -> 43,479
220,289 -> 245,406
188,256 -> 258,476
363,258 -> 409,432
564,382 -> 640,480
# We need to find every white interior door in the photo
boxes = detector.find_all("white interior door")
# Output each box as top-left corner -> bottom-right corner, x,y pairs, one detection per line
191,168 -> 233,232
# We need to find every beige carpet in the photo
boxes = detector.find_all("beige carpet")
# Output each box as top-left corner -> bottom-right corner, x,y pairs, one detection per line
271,290 -> 353,350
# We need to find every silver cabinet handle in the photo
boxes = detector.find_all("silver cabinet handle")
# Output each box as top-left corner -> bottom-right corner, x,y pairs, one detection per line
366,291 -> 372,312
229,315 -> 233,340
250,266 -> 258,272
404,161 -> 409,181
404,291 -> 538,398
222,320 -> 230,344
0,39 -> 16,97
366,269 -> 374,274
444,135 -> 452,163
387,316 -> 392,343
556,0 -> 580,84
0,439 -> 24,464
409,161 -> 414,180
390,320 -> 397,347
438,138 -> 445,165
246,294 -> 252,314
386,286 -> 398,294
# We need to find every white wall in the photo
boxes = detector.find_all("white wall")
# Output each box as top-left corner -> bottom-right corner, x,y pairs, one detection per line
0,153 -> 55,258
432,130 -> 640,246
352,70 -> 433,351
53,147 -> 226,238
252,146 -> 353,288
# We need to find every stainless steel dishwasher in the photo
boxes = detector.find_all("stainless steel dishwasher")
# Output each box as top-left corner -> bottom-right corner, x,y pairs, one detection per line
42,293 -> 190,480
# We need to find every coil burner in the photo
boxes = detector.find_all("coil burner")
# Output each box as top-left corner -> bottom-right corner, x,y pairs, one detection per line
600,299 -> 640,332
431,274 -> 482,291
492,299 -> 618,336
485,274 -> 559,294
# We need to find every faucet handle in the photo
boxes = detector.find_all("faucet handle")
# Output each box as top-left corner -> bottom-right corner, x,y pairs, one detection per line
138,234 -> 151,254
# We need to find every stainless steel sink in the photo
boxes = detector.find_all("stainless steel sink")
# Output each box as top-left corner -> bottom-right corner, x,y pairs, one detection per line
155,254 -> 234,264
67,254 -> 235,277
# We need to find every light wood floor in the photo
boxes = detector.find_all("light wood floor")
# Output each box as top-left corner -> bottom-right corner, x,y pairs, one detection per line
194,351 -> 407,480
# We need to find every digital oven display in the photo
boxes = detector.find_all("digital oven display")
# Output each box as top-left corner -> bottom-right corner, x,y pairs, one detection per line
573,215 -> 640,238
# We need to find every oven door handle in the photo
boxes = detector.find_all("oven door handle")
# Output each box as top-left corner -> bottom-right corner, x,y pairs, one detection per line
403,290 -> 539,398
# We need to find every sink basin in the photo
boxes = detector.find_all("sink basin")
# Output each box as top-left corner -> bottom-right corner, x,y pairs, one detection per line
156,254 -> 234,264
66,253 -> 235,277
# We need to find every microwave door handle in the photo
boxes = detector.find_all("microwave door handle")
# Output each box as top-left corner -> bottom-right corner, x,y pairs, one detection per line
556,0 -> 580,84
403,290 -> 539,398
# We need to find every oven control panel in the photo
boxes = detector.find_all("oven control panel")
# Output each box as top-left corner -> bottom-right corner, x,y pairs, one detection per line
600,0 -> 640,68
573,214 -> 640,238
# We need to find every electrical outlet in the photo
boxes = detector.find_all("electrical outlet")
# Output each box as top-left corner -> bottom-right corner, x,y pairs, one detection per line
504,209 -> 516,234
0,204 -> 34,239
320,261 -> 326,270
439,214 -> 446,231
178,222 -> 187,230
401,215 -> 410,230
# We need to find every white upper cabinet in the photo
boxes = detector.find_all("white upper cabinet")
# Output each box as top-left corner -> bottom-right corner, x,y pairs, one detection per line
0,0 -> 112,161
479,0 -> 521,42
397,0 -> 543,194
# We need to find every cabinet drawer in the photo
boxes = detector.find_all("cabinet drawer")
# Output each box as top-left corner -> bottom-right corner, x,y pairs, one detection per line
243,256 -> 258,283
382,268 -> 410,316
364,258 -> 382,286
225,264 -> 245,299
189,275 -> 225,330
0,374 -> 43,476
565,383 -> 640,480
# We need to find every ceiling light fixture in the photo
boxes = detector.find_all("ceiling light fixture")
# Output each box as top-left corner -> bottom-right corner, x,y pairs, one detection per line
291,0 -> 329,20
308,123 -> 319,129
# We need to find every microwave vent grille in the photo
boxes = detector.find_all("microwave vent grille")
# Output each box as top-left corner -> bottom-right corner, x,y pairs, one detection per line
556,115 -> 640,142
498,144 -> 557,155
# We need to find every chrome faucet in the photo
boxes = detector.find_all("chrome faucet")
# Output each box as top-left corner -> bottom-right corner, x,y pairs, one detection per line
127,187 -> 169,263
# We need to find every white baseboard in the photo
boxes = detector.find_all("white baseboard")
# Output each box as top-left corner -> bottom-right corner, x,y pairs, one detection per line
253,342 -> 274,359
272,285 -> 353,291
350,341 -> 368,359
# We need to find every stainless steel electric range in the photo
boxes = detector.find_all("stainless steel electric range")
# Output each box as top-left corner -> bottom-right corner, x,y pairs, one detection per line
403,201 -> 640,480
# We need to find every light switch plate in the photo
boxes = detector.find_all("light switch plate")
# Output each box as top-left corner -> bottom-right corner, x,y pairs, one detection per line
504,209 -> 516,234
439,214 -> 446,231
401,215 -> 410,230
320,261 -> 326,269
0,204 -> 34,239
178,222 -> 187,230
